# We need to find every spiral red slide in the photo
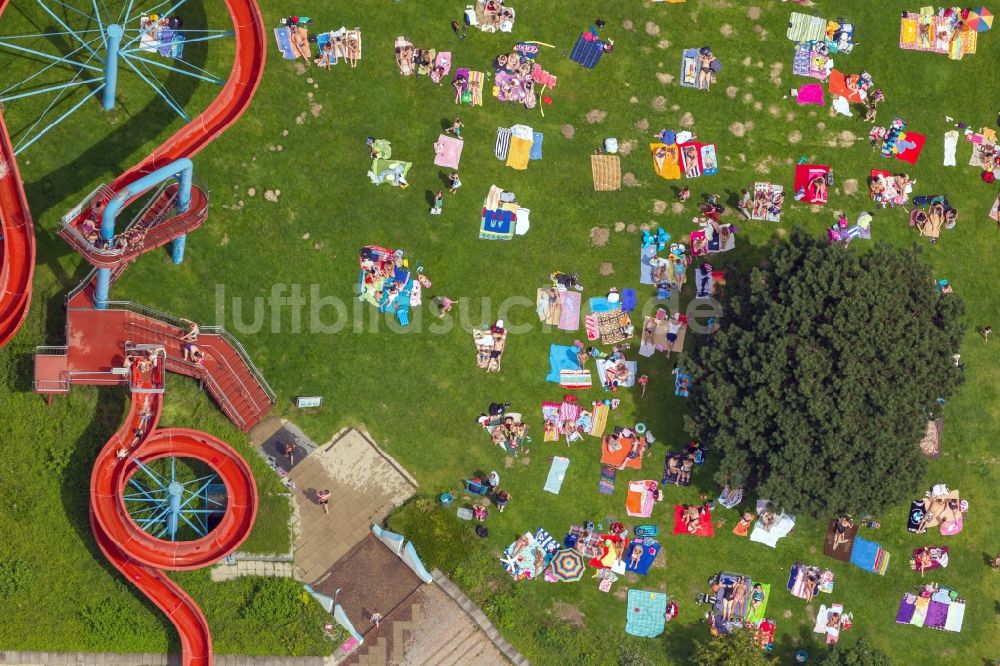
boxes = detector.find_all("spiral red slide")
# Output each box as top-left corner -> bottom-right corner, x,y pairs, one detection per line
91,390 -> 258,666
0,0 -> 268,661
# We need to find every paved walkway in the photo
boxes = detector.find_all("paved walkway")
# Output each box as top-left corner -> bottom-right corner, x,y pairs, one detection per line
287,429 -> 417,583
211,559 -> 295,581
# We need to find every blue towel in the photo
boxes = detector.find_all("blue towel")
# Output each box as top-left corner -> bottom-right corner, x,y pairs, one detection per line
274,27 -> 295,59
850,535 -> 882,574
543,456 -> 570,494
546,344 -> 579,382
640,246 -> 657,285
569,33 -> 604,69
589,297 -> 617,313
621,288 -> 636,312
625,537 -> 660,576
315,33 -> 339,65
530,131 -> 544,160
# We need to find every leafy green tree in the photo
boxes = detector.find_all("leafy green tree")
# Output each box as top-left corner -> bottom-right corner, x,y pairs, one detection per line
818,636 -> 892,666
685,232 -> 964,516
692,627 -> 775,666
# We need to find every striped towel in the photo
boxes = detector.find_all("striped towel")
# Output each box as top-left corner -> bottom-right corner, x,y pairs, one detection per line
559,400 -> 581,423
469,70 -> 485,106
598,465 -> 617,495
585,314 -> 599,341
495,127 -> 512,160
787,12 -> 827,42
559,369 -> 592,389
590,402 -> 609,437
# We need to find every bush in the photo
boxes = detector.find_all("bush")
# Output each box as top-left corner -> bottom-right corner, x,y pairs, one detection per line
241,577 -> 308,626
0,558 -> 33,598
79,591 -> 146,648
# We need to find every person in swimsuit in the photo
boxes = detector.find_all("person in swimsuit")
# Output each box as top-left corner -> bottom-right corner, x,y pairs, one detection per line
317,488 -> 331,514
832,515 -> 854,550
720,580 -> 735,621
730,577 -> 748,620
751,583 -> 765,613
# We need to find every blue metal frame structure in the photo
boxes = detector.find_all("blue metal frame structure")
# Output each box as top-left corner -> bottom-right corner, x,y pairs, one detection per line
123,456 -> 225,541
0,0 -> 232,155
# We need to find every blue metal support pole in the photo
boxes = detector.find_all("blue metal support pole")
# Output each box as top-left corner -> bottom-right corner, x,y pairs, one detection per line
167,481 -> 182,539
102,24 -> 123,110
95,158 -> 194,307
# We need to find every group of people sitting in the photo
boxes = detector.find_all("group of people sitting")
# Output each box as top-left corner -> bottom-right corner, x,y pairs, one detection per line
75,200 -> 154,252
394,39 -> 449,81
710,576 -> 766,621
473,0 -> 515,32
603,427 -> 645,470
314,28 -> 361,69
910,195 -> 958,244
680,502 -> 710,534
665,453 -> 696,486
473,320 -> 507,372
868,171 -> 912,208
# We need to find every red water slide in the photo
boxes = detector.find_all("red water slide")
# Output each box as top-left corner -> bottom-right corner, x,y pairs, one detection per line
0,100 -> 35,348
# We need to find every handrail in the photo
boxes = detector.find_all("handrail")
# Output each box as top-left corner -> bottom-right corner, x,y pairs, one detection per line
166,354 -> 247,430
124,318 -> 264,414
61,182 -> 177,254
35,345 -> 68,355
66,267 -> 97,302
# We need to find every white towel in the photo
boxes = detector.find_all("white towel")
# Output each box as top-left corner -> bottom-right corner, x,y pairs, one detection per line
511,123 -> 533,141
515,207 -> 530,235
831,96 -> 853,117
943,130 -> 959,166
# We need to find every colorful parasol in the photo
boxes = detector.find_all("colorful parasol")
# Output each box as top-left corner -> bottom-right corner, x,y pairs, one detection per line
547,548 -> 585,582
966,7 -> 994,32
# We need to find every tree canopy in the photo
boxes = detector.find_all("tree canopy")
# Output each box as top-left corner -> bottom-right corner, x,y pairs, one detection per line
685,231 -> 964,517
692,627 -> 775,666
817,636 -> 892,666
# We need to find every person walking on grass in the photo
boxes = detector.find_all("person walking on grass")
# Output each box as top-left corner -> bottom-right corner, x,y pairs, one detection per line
739,189 -> 751,219
430,190 -> 444,215
449,171 -> 462,193
678,186 -> 690,203
317,488 -> 331,514
435,295 -> 456,317
980,326 -> 993,342
446,116 -> 464,138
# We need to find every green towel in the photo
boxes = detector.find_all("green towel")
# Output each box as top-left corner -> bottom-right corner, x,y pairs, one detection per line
745,583 -> 770,624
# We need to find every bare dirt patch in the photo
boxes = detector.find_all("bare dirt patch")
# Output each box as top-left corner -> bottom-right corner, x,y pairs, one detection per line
264,189 -> 281,202
247,187 -> 256,197
720,24 -> 734,37
636,118 -> 650,131
629,96 -> 639,104
672,202 -> 685,214
294,62 -> 306,75
652,96 -> 667,112
220,233 -> 230,246
747,6 -> 762,19
619,140 -> 638,156
645,21 -> 660,36
614,586 -> 628,599
741,56 -> 752,67
656,72 -> 674,85
788,130 -> 802,144
743,92 -> 754,104
561,124 -> 576,139
626,224 -> 637,233
658,39 -> 671,49
843,178 -> 859,195
769,62 -> 783,85
817,122 -> 826,130
754,101 -> 763,111
653,200 -> 668,214
745,76 -> 755,85
586,109 -> 608,124
614,222 -> 627,233
599,262 -> 615,276
623,19 -> 634,30
503,456 -> 515,469
519,456 -> 530,466
552,601 -> 586,628
838,130 -> 857,147
680,112 -> 695,128
623,173 -> 639,188
590,227 -> 610,246
309,102 -> 323,118
726,85 -> 738,98
729,122 -> 748,137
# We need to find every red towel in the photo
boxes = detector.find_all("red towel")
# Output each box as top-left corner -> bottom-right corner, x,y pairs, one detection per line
672,504 -> 715,537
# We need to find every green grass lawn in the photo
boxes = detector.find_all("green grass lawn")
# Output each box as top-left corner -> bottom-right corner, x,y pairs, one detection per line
2,0 -> 1000,662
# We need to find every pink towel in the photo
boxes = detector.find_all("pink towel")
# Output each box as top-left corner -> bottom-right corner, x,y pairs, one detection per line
558,291 -> 581,331
433,134 -> 464,169
797,83 -> 825,106
559,400 -> 581,423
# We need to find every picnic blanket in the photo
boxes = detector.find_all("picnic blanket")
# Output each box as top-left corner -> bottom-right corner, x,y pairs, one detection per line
794,164 -> 830,204
598,465 -> 617,494
827,69 -> 867,104
480,208 -> 514,240
672,504 -> 714,537
899,12 -> 978,58
546,344 -> 579,382
530,131 -> 544,160
793,41 -> 831,80
566,525 -> 603,559
394,36 -> 413,74
745,583 -> 771,624
787,12 -> 829,42
823,519 -> 858,562
596,359 -> 637,388
501,529 -> 559,581
625,590 -> 667,638
591,154 -> 622,191
639,316 -> 686,357
626,480 -> 659,518
680,48 -> 715,89
570,31 -> 605,69
661,452 -> 691,486
849,535 -> 890,575
624,537 -> 660,575
910,546 -> 949,571
600,434 -> 645,469
814,603 -> 844,643
894,132 -> 926,164
430,51 -> 451,83
433,134 -> 464,169
544,457 -> 570,494
895,591 -> 965,632
558,291 -> 581,331
536,288 -> 562,325
589,533 -> 629,569
788,563 -> 835,598
369,159 -> 411,186
596,308 -> 632,345
640,245 -> 658,284
750,182 -> 784,221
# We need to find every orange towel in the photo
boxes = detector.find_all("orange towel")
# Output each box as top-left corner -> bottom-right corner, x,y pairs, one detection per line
600,435 -> 645,469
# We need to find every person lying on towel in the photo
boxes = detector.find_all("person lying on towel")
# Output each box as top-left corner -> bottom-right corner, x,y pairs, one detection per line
682,503 -> 709,533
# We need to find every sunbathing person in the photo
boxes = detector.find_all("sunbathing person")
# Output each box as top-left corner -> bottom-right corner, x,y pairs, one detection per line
804,568 -> 820,602
809,176 -> 828,201
827,612 -> 841,630
759,504 -> 778,531
916,496 -> 947,533
346,30 -> 360,68
832,515 -> 854,550
734,510 -> 756,536
684,504 -> 706,533
666,455 -> 681,483
697,48 -> 716,89
719,579 -> 735,621
453,74 -> 467,102
730,577 -> 748,621
916,546 -> 933,578
315,41 -> 334,69
615,437 -> 643,470
629,543 -> 643,568
679,454 -> 695,485
750,583 -> 765,613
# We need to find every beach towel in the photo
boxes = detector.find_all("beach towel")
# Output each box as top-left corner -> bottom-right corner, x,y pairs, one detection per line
544,456 -> 570,494
695,268 -> 714,299
787,12 -> 828,42
480,209 -> 514,240
910,546 -> 949,571
745,584 -> 770,624
823,519 -> 857,562
588,297 -> 617,313
596,309 -> 632,345
558,291 -> 581,330
168,32 -> 185,58
792,41 -> 831,80
502,530 -> 558,581
797,83 -> 825,105
598,465 -> 617,494
943,130 -> 959,166
640,245 -> 658,284
601,434 -> 645,469
750,512 -> 795,548
585,314 -> 599,341
620,288 -> 636,312
626,481 -> 658,518
814,604 -> 843,643
894,132 -> 926,164
700,144 -> 719,175
590,403 -> 609,437
591,154 -> 621,191
827,70 -> 866,104
680,142 -> 703,178
395,36 -> 413,75
530,131 -> 544,160
650,143 -> 682,180
672,504 -> 714,536
546,344 -> 579,382
590,533 -> 628,569
680,49 -> 702,88
274,27 -> 296,59
559,370 -> 592,389
624,537 -> 660,575
625,590 -> 667,638
536,288 -> 560,325
661,452 -> 687,486
794,164 -> 831,204
570,31 -> 605,69
596,359 -> 637,388
468,70 -> 485,106
430,51 -> 451,83
495,127 -> 512,160
506,136 -> 532,170
433,134 -> 464,169
849,535 -> 890,575
944,601 -> 965,632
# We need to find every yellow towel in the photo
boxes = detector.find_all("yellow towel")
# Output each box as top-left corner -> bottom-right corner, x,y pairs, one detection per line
506,136 -> 531,170
650,143 -> 682,180
900,18 -> 918,45
590,403 -> 609,437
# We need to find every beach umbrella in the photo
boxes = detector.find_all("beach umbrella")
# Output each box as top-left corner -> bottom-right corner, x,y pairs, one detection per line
966,7 -> 994,32
548,548 -> 585,582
